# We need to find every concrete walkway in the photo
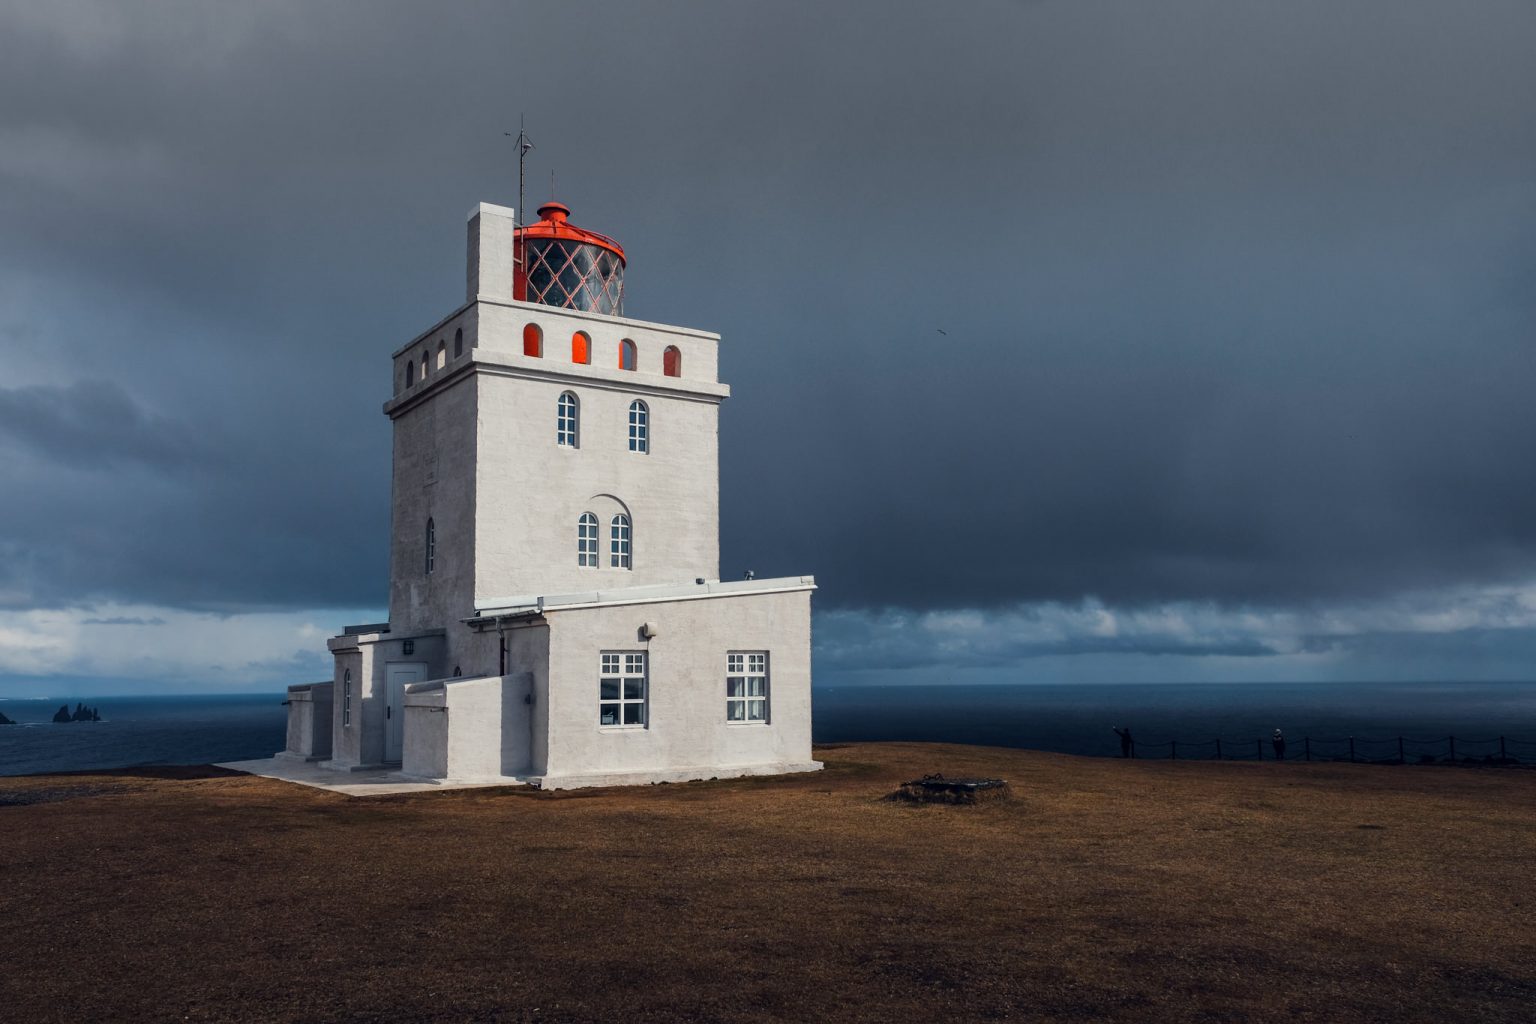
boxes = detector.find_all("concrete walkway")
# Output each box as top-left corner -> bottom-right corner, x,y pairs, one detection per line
216,757 -> 527,797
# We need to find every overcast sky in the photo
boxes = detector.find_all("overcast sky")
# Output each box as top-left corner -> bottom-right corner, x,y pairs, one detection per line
2,1 -> 1534,694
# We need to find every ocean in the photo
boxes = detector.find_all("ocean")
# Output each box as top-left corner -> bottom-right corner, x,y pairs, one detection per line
2,682 -> 1535,776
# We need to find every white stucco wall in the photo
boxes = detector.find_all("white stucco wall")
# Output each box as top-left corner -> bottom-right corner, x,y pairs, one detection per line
399,671 -> 534,781
280,682 -> 333,761
535,587 -> 816,786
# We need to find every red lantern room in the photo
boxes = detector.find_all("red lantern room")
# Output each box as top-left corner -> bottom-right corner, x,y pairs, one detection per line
515,202 -> 626,316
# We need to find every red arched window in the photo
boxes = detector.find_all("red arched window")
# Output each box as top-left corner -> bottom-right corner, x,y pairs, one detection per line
619,339 -> 637,371
663,345 -> 681,377
572,331 -> 591,365
523,323 -> 543,358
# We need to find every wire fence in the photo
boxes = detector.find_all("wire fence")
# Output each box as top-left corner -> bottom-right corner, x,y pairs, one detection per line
1115,733 -> 1536,765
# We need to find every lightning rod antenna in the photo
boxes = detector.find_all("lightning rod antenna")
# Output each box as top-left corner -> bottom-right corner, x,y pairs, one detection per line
504,117 -> 535,283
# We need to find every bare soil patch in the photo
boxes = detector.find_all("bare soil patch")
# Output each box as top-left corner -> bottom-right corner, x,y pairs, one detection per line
1,743 -> 1533,1023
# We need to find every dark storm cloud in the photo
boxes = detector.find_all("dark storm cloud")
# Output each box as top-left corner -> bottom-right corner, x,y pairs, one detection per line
1,0 -> 1534,626
0,380 -> 209,469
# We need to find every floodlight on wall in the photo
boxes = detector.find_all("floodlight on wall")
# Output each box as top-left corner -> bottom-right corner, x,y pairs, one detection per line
641,622 -> 659,639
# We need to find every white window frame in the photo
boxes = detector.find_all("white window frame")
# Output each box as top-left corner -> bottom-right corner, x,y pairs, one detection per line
628,400 -> 649,453
342,669 -> 352,727
578,513 -> 599,567
557,391 -> 579,447
599,651 -> 647,728
610,514 -> 632,569
727,652 -> 769,724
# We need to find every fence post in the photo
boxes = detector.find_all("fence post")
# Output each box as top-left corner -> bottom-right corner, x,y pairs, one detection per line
1398,737 -> 1405,765
1171,740 -> 1177,760
1449,736 -> 1456,763
1304,737 -> 1310,762
1349,736 -> 1356,763
1216,738 -> 1222,760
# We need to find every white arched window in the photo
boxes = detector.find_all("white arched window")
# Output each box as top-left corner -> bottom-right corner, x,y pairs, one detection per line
436,340 -> 446,370
557,392 -> 579,447
610,514 -> 632,569
628,400 -> 649,453
578,513 -> 599,567
425,518 -> 435,574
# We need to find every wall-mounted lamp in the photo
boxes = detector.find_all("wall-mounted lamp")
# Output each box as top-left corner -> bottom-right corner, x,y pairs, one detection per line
640,622 -> 659,639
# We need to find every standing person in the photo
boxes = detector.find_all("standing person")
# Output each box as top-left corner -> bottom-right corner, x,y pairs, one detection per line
1113,726 -> 1134,759
1272,728 -> 1286,761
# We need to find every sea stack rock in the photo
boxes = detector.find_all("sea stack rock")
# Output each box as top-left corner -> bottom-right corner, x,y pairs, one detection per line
53,704 -> 72,723
0,710 -> 13,725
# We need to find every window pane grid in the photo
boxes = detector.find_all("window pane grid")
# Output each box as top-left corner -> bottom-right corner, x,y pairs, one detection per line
599,651 -> 647,727
726,652 -> 769,723
557,392 -> 579,447
628,401 -> 649,453
578,513 -> 599,567
610,514 -> 632,569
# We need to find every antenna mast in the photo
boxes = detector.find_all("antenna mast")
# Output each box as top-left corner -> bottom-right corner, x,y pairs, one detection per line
504,117 -> 535,292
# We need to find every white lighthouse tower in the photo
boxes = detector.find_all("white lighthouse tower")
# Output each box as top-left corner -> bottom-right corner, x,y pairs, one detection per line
278,199 -> 819,789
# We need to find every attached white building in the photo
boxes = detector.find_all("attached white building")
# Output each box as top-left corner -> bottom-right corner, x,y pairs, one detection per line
277,200 -> 819,789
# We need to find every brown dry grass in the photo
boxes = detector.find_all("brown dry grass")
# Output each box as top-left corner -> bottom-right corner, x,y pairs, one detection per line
0,743 -> 1533,1023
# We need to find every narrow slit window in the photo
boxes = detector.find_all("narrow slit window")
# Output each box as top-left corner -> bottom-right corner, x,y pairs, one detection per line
628,400 -> 649,453
578,513 -> 599,567
342,669 -> 352,727
610,514 -> 632,569
454,328 -> 464,358
557,392 -> 579,447
425,518 -> 435,574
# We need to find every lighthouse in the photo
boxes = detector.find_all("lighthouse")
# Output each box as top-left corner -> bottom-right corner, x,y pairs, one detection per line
277,199 -> 820,789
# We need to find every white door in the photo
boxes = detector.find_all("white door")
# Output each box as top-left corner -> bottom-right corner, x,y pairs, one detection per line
385,663 -> 426,762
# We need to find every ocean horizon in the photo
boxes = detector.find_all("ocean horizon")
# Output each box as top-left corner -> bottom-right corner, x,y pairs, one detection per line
3,680 -> 1535,776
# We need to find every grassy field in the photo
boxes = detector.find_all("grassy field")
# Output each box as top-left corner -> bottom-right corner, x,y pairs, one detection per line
1,743 -> 1533,1023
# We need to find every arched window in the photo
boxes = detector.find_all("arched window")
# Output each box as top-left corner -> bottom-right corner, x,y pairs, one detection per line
557,392 -> 579,447
523,323 -> 543,357
572,331 -> 591,365
425,518 -> 436,574
453,328 -> 463,358
628,400 -> 649,453
610,514 -> 632,569
420,351 -> 430,378
436,340 -> 446,370
578,513 -> 599,567
619,339 -> 637,371
406,359 -> 416,386
663,345 -> 682,377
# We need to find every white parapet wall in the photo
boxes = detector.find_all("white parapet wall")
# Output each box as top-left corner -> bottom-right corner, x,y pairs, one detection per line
399,673 -> 533,783
277,682 -> 334,762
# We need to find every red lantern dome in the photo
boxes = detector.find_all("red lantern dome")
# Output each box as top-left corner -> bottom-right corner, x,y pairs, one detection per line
515,202 -> 626,316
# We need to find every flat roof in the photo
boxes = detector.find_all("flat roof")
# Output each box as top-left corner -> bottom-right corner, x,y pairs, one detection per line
469,575 -> 817,622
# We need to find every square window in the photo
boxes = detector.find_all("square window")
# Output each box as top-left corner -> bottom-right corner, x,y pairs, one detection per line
599,651 -> 647,729
726,651 -> 769,725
